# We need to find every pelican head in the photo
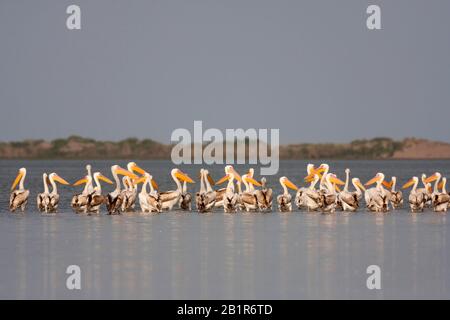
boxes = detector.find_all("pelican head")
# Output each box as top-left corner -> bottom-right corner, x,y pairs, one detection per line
402,176 -> 419,189
365,172 -> 385,186
11,167 -> 26,191
424,172 -> 441,184
172,168 -> 195,183
127,162 -> 146,175
49,173 -> 70,185
280,176 -> 298,191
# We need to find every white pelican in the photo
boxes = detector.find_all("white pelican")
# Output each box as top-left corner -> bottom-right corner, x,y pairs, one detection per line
296,164 -> 324,209
105,165 -> 138,214
37,173 -> 50,212
214,165 -> 241,208
216,172 -> 239,213
71,164 -> 94,212
179,181 -> 192,211
386,176 -> 403,209
417,174 -> 432,206
277,176 -> 298,212
74,172 -> 113,213
303,174 -> 321,211
255,177 -> 273,212
239,173 -> 262,212
402,176 -> 426,212
425,173 -> 450,212
196,169 -> 216,213
338,169 -> 365,212
364,173 -> 390,213
320,173 -> 345,213
137,173 -> 162,213
10,168 -> 29,212
45,172 -> 70,213
160,168 -> 194,210
120,176 -> 139,212
433,177 -> 450,212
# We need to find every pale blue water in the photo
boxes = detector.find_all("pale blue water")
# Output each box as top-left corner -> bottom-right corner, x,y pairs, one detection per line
0,160 -> 449,299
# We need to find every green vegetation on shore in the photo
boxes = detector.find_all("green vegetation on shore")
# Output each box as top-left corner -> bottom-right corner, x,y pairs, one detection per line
0,136 -> 448,160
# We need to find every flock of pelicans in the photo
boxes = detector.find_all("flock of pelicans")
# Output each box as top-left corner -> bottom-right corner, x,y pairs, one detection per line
7,162 -> 450,214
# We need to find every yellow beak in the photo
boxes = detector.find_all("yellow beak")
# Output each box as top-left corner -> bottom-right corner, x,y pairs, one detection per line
355,180 -> 366,191
402,178 -> 415,189
207,174 -> 215,186
98,174 -> 114,184
216,174 -> 230,185
11,171 -> 23,191
53,174 -> 70,185
175,170 -> 195,183
245,176 -> 261,187
283,178 -> 298,191
424,174 -> 439,183
365,175 -> 381,186
115,167 -> 139,180
330,176 -> 345,186
130,163 -> 146,175
73,177 -> 88,186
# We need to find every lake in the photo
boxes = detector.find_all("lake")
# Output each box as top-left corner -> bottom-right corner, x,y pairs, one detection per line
0,159 -> 449,299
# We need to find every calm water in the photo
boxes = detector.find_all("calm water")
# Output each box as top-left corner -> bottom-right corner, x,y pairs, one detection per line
0,159 -> 449,299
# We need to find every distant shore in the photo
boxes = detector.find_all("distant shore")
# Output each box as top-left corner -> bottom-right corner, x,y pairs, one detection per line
1,136 -> 450,160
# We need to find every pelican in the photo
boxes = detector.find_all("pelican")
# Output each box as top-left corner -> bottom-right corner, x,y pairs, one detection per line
74,172 -> 113,213
160,168 -> 194,210
196,169 -> 216,213
37,173 -> 50,212
239,174 -> 262,212
179,181 -> 192,211
277,176 -> 298,212
214,166 -> 241,208
120,177 -> 134,212
105,165 -> 138,214
216,172 -> 239,213
425,173 -> 450,212
137,173 -> 162,213
417,174 -> 432,206
364,173 -> 390,212
320,173 -> 345,213
71,164 -> 94,212
386,176 -> 403,209
402,176 -> 426,212
296,164 -> 323,209
303,174 -> 322,211
338,169 -> 365,212
9,168 -> 29,212
45,172 -> 70,213
255,177 -> 273,212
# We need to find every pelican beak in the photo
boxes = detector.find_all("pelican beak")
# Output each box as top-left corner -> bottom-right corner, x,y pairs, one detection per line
98,174 -> 114,184
134,176 -> 146,184
216,174 -> 230,185
53,174 -> 70,185
438,181 -> 444,190
334,184 -> 341,192
382,180 -> 392,189
130,163 -> 146,175
355,180 -> 366,191
424,173 -> 439,183
330,176 -> 345,186
427,184 -> 433,193
151,179 -> 159,190
245,176 -> 262,187
73,177 -> 88,186
304,169 -> 323,182
115,166 -> 139,180
207,174 -> 215,186
11,170 -> 23,191
365,175 -> 381,186
402,178 -> 415,189
284,178 -> 299,191
175,170 -> 195,183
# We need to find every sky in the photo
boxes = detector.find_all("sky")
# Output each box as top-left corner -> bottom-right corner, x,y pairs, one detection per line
0,0 -> 449,144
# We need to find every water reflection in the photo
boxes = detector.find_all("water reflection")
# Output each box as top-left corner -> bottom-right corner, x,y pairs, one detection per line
1,160 -> 450,299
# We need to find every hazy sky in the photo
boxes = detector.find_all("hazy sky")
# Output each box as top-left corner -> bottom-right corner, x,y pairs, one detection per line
0,0 -> 449,144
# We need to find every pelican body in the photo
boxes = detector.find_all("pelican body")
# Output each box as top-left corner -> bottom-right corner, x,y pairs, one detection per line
10,168 -> 29,212
277,177 -> 298,212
